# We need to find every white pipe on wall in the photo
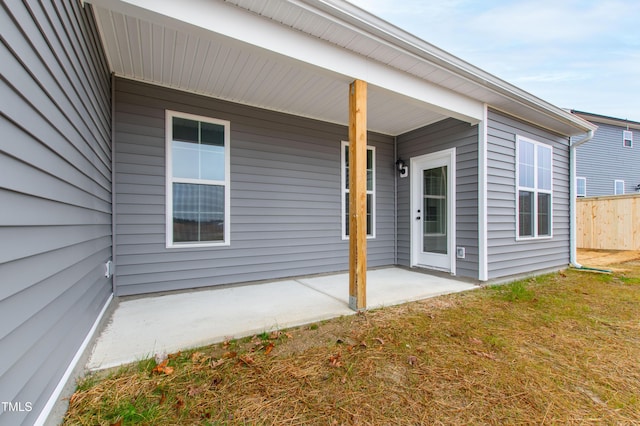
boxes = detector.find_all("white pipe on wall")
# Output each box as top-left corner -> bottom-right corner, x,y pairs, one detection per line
569,129 -> 594,268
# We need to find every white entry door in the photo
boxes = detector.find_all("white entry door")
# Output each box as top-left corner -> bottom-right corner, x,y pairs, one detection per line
411,149 -> 455,273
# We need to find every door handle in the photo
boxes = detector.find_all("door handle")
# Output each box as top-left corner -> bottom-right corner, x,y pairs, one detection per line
416,216 -> 421,220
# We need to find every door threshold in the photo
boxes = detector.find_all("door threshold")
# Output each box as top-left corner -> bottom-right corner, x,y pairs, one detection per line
412,265 -> 452,275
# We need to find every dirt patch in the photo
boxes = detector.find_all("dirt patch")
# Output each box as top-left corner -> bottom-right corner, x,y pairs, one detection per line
577,249 -> 640,269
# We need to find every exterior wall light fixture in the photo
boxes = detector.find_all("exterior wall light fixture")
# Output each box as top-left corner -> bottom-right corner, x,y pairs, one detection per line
396,159 -> 408,178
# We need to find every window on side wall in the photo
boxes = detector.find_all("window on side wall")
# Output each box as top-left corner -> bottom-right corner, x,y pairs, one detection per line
516,136 -> 553,239
341,141 -> 375,239
614,180 -> 625,195
623,130 -> 633,148
576,177 -> 586,197
166,111 -> 230,247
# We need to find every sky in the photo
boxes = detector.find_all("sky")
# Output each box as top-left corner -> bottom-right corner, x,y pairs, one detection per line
348,0 -> 640,122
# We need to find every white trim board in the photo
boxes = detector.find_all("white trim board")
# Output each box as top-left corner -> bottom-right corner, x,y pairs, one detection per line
477,104 -> 489,281
34,294 -> 114,426
409,148 -> 457,275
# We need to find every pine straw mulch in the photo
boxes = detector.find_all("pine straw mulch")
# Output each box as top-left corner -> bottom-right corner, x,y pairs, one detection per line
65,262 -> 640,425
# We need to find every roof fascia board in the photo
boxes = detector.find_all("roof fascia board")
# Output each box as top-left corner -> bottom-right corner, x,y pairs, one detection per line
292,0 -> 596,134
489,105 -> 595,138
85,0 -> 484,123
572,111 -> 640,130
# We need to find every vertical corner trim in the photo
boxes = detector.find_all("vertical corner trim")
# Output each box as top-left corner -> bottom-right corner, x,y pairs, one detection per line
478,104 -> 489,281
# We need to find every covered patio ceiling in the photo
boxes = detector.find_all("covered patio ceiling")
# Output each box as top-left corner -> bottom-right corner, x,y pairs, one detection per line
90,3 -> 458,136
86,0 -> 595,137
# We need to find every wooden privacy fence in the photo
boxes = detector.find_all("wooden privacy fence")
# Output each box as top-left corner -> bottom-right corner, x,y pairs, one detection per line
577,193 -> 640,250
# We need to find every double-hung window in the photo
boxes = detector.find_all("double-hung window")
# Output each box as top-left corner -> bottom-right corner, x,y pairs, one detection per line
623,130 -> 633,148
516,136 -> 552,239
166,111 -> 230,247
576,177 -> 586,197
341,141 -> 375,239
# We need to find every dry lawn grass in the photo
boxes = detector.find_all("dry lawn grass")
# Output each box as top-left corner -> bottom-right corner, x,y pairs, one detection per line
65,261 -> 640,425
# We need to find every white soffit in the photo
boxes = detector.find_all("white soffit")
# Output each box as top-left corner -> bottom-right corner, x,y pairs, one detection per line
89,0 -> 484,135
93,7 -> 446,135
88,0 -> 594,136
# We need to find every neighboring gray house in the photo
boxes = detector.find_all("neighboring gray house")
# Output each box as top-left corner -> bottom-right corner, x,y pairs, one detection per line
572,110 -> 640,196
1,0 -> 596,424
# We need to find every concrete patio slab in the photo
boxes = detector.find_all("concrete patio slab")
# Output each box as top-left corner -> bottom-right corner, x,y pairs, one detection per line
300,267 -> 475,309
87,267 -> 477,370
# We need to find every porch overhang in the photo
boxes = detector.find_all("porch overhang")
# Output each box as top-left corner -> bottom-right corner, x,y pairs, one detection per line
85,0 -> 595,137
86,0 -> 485,136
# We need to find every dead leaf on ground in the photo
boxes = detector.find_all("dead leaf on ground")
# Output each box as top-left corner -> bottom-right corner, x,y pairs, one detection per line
175,397 -> 185,412
469,337 -> 483,345
188,385 -> 204,397
407,355 -> 418,366
222,351 -> 237,359
152,360 -> 174,375
210,359 -> 225,368
239,355 -> 255,365
154,352 -> 168,364
265,342 -> 275,355
110,421 -> 122,426
472,350 -> 496,360
329,353 -> 342,368
191,352 -> 205,363
159,392 -> 166,405
168,351 -> 181,360
269,331 -> 282,339
375,337 -> 385,345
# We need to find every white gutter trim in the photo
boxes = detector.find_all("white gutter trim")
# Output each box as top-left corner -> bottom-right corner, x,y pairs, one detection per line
569,129 -> 595,268
293,0 -> 596,135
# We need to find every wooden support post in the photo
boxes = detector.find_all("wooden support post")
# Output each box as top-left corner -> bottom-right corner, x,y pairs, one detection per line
348,80 -> 367,311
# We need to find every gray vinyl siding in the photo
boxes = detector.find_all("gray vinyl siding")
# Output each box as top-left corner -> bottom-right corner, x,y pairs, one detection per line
114,79 -> 395,296
576,122 -> 640,196
0,2 -> 111,425
396,118 -> 479,280
486,109 -> 570,279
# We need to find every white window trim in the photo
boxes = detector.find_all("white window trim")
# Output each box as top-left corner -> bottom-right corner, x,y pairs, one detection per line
614,179 -> 625,195
341,141 -> 376,240
623,130 -> 633,148
165,110 -> 231,248
515,136 -> 553,241
576,177 -> 587,197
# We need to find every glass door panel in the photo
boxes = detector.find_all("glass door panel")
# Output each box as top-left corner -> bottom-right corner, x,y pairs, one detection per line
422,166 -> 447,255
